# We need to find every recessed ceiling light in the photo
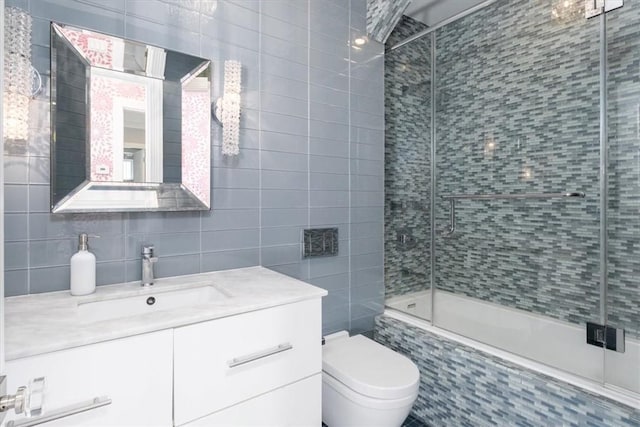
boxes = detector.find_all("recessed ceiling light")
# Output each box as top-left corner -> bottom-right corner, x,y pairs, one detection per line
354,37 -> 367,46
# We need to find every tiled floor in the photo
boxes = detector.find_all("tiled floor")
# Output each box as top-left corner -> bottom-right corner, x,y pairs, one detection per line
402,414 -> 428,427
322,413 -> 427,427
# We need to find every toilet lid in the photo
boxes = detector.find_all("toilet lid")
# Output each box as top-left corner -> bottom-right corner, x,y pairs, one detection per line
323,335 -> 420,400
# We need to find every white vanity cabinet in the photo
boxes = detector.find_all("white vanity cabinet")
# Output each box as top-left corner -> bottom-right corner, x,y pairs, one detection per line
5,330 -> 174,426
4,295 -> 323,427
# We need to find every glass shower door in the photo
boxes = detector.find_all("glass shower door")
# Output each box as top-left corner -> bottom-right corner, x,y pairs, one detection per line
432,0 -> 606,384
383,18 -> 432,320
605,2 -> 640,395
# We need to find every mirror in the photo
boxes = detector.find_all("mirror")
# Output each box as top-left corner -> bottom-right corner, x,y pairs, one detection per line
50,23 -> 212,213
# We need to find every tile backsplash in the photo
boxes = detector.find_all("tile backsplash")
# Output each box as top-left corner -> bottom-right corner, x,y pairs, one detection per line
4,0 -> 385,335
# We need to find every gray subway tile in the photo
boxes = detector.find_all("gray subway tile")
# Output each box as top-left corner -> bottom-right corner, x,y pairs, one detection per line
261,189 -> 308,209
267,262 -> 309,282
29,212 -> 126,239
311,272 -> 350,293
310,119 -> 349,142
214,0 -> 260,31
261,226 -> 302,247
261,73 -> 309,101
261,93 -> 308,119
261,244 -> 302,266
127,211 -> 200,234
310,154 -> 349,175
5,185 -> 29,213
261,208 -> 308,227
212,167 -> 260,189
201,208 -> 260,231
261,111 -> 309,136
261,151 -> 308,172
5,241 -> 29,269
260,55 -> 309,83
310,207 -> 349,226
310,101 -> 349,124
30,0 -> 125,36
5,214 -> 28,241
310,190 -> 350,208
125,232 -> 200,259
212,147 -> 260,169
201,229 -> 260,252
211,188 -> 259,209
200,248 -> 260,272
261,170 -> 308,190
260,14 -> 308,45
310,173 -> 349,191
153,254 -> 200,279
28,156 -> 50,184
309,67 -> 349,91
30,265 -> 69,294
261,34 -> 308,64
4,156 -> 29,184
97,260 -> 126,286
309,255 -> 349,279
28,185 -> 51,213
260,131 -> 308,154
260,0 -> 308,23
200,15 -> 259,51
5,269 -> 29,297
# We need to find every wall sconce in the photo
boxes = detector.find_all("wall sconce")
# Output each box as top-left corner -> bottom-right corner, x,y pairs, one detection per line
3,7 -> 40,141
214,60 -> 241,156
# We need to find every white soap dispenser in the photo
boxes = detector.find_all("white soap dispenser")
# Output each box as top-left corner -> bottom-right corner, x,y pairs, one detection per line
70,232 -> 96,296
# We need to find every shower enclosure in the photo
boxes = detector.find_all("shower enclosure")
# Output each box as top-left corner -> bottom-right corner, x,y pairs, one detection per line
384,0 -> 639,398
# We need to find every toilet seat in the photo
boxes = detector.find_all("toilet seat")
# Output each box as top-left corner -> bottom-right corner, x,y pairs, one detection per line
322,335 -> 420,401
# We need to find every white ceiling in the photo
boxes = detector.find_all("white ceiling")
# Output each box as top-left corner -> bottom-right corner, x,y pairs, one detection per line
404,0 -> 488,26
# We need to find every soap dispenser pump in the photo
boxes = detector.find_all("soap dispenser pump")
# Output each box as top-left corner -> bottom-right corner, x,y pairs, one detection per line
70,233 -> 96,296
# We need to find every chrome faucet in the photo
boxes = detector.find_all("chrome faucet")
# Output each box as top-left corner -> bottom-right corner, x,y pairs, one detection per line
141,245 -> 158,286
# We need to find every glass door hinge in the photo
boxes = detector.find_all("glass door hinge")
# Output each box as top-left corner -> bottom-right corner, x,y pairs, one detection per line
585,0 -> 624,18
586,322 -> 626,353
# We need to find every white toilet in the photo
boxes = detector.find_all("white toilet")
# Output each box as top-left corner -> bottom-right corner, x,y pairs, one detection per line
321,331 -> 420,427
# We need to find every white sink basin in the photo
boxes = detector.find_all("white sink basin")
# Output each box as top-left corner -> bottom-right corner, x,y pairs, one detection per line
77,285 -> 228,323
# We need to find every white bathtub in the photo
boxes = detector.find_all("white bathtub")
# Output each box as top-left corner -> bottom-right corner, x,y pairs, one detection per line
385,289 -> 640,407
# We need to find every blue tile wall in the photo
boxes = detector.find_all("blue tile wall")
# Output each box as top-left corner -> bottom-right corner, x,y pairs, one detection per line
384,16 -> 431,298
375,315 -> 640,427
3,0 -> 385,335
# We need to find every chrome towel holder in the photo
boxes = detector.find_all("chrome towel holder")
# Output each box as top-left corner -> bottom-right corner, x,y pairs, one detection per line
441,192 -> 586,237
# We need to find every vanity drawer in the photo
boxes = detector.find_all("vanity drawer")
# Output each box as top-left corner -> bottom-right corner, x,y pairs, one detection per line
181,374 -> 321,427
173,298 -> 322,426
6,330 -> 173,427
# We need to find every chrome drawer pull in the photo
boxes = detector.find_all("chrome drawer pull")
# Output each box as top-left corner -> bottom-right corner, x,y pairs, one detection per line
228,343 -> 293,368
7,396 -> 112,427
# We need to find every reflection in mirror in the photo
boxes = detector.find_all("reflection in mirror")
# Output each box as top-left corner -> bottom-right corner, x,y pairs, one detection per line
50,23 -> 212,213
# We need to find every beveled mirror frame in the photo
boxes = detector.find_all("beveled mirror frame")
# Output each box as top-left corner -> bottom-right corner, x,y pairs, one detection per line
50,23 -> 212,213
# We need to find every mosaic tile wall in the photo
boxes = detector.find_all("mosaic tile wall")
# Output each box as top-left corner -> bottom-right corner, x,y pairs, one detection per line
434,0 -> 606,331
605,4 -> 640,339
375,315 -> 640,426
366,0 -> 411,44
384,16 -> 431,298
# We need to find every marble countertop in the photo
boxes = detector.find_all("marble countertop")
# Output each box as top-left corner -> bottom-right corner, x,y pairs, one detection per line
5,266 -> 327,360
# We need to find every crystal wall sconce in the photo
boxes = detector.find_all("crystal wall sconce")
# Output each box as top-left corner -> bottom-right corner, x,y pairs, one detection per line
3,7 -> 41,141
213,60 -> 242,156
